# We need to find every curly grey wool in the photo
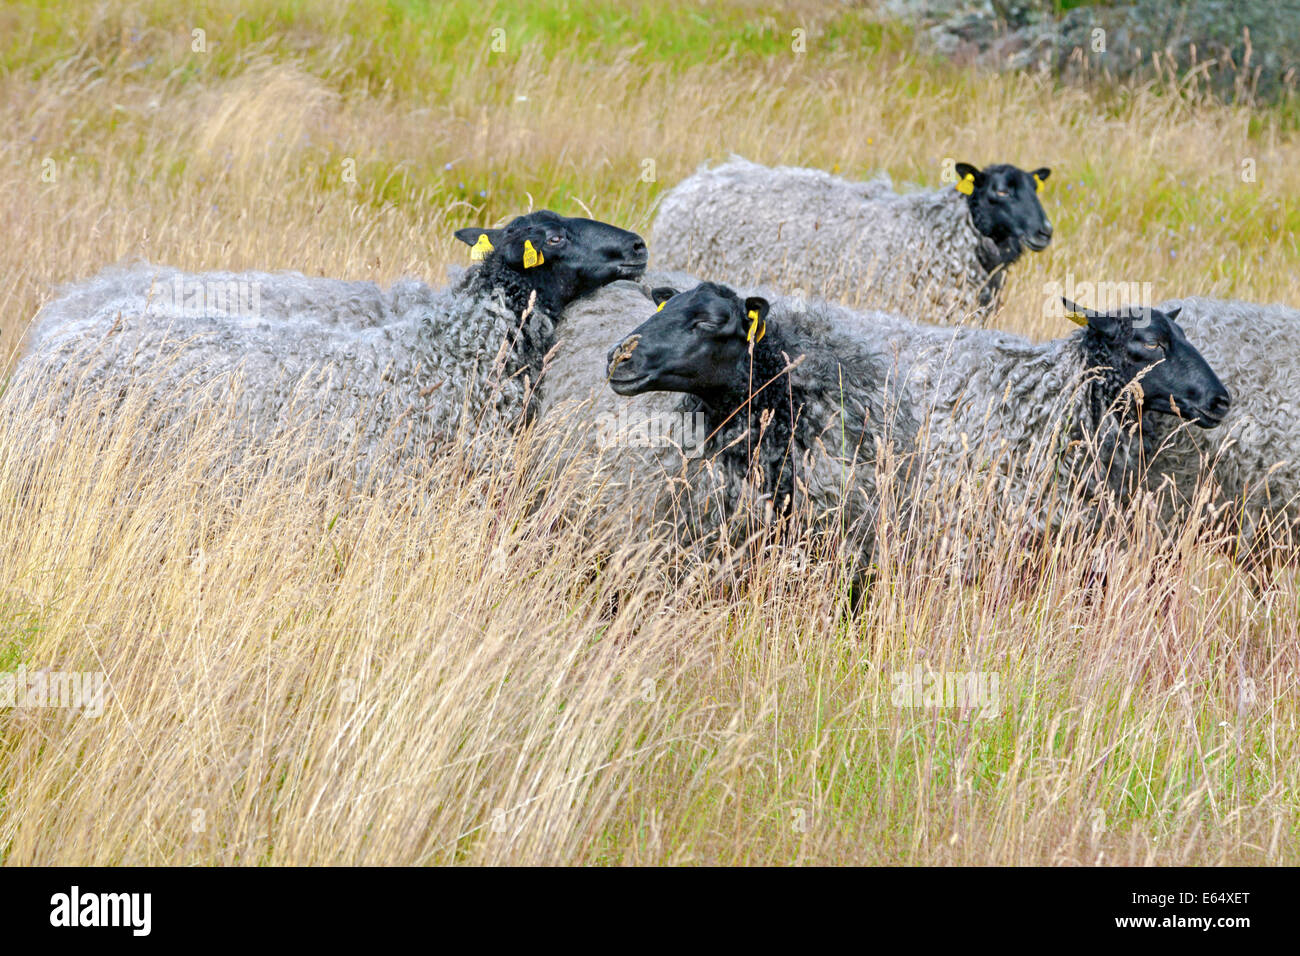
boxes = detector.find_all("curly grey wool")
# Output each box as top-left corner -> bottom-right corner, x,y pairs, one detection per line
15,262 -> 551,476
25,263 -> 402,346
537,279 -> 700,528
1153,296 -> 1300,554
649,157 -> 1050,324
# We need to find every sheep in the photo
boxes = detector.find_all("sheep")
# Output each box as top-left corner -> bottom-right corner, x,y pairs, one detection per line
12,210 -> 648,478
623,275 -> 1231,549
1146,296 -> 1300,558
649,156 -> 1053,324
541,269 -> 857,532
827,296 -> 1232,560
554,264 -> 1235,543
603,281 -> 916,570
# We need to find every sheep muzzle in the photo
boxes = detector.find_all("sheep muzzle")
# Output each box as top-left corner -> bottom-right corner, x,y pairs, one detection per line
607,335 -> 640,377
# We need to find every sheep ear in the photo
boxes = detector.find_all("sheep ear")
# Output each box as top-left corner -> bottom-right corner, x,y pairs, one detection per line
1061,296 -> 1098,328
1063,298 -> 1121,338
1164,306 -> 1182,322
455,227 -> 503,261
650,286 -> 678,308
1032,167 -> 1050,193
954,163 -> 980,195
454,227 -> 494,246
744,296 -> 770,344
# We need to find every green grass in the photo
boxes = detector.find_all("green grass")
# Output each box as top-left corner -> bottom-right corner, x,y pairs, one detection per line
0,600 -> 40,671
0,0 -> 908,92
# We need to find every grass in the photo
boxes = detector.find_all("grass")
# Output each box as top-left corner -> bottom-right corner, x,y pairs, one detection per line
0,0 -> 1297,865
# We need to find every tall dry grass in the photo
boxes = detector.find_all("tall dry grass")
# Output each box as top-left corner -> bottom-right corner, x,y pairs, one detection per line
1,364 -> 1294,865
0,0 -> 1297,864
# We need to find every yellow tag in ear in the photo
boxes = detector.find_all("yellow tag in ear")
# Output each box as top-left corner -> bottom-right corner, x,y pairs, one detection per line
522,240 -> 543,269
746,309 -> 765,344
1034,173 -> 1044,194
1065,311 -> 1088,327
955,173 -> 975,196
656,301 -> 665,311
470,234 -> 494,261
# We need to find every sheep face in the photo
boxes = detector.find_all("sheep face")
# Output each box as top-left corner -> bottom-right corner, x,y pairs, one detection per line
956,162 -> 1053,255
1066,297 -> 1231,428
606,282 -> 770,403
455,210 -> 648,307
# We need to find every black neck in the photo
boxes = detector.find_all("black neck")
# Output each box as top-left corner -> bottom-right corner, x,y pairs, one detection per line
965,197 -> 1024,272
460,253 -> 563,421
693,326 -> 804,513
1077,329 -> 1167,492
467,253 -> 564,320
971,230 -> 1023,273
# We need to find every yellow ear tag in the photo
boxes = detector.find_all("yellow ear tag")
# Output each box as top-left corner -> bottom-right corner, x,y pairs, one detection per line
470,234 -> 494,261
656,301 -> 665,311
746,309 -> 765,344
955,173 -> 975,196
1065,311 -> 1088,327
1033,173 -> 1044,194
522,239 -> 543,269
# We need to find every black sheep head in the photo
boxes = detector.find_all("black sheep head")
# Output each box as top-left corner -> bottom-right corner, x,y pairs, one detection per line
455,210 -> 647,310
1065,297 -> 1231,429
606,282 -> 770,405
955,162 -> 1053,260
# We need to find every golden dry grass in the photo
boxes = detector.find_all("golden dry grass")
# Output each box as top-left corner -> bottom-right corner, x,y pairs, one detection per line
0,0 -> 1297,865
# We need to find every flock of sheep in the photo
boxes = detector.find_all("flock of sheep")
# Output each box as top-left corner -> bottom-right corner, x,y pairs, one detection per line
14,158 -> 1300,579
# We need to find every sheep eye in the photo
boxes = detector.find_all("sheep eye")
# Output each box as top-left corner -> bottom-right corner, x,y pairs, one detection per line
545,235 -> 564,246
996,190 -> 1009,198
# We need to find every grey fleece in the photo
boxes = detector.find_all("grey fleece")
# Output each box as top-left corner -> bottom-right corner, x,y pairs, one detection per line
1152,296 -> 1300,553
651,157 -> 1010,324
15,261 -> 559,477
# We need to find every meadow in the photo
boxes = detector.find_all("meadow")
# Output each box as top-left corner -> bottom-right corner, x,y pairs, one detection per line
0,0 -> 1296,865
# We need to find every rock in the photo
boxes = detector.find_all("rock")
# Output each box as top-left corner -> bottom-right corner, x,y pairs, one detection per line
892,0 -> 1299,104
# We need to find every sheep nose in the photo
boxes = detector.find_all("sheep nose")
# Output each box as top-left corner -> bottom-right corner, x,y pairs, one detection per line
607,334 -> 640,373
631,238 -> 647,258
1208,391 -> 1231,416
1040,220 -> 1053,238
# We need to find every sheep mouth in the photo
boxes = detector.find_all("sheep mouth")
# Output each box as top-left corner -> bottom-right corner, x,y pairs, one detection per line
607,372 -> 652,395
1023,233 -> 1052,252
1191,408 -> 1227,428
616,257 -> 649,279
1148,398 -> 1225,428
